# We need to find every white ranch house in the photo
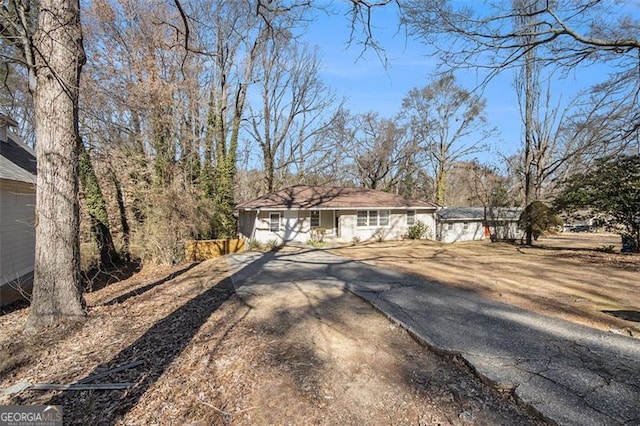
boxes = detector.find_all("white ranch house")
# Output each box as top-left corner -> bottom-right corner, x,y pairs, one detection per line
237,186 -> 438,244
0,114 -> 36,306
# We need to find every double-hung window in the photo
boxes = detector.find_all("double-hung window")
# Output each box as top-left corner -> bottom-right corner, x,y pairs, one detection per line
310,210 -> 320,227
269,213 -> 280,232
407,210 -> 415,226
356,210 -> 390,227
357,210 -> 368,227
369,210 -> 378,226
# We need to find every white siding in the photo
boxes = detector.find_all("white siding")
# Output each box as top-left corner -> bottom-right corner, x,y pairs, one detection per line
238,210 -> 258,240
438,220 -> 486,243
415,209 -> 436,239
244,210 -> 309,243
240,207 -> 438,244
341,208 -> 436,242
0,180 -> 36,304
338,210 -> 357,241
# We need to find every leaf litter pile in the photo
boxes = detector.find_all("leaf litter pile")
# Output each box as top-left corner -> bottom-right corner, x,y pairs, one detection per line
0,257 -> 545,425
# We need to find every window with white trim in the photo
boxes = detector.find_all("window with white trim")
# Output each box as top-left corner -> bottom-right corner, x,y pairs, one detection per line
269,213 -> 280,232
310,210 -> 320,227
379,210 -> 389,226
407,210 -> 415,226
356,210 -> 390,227
446,223 -> 454,231
463,221 -> 469,230
357,210 -> 368,227
369,210 -> 378,226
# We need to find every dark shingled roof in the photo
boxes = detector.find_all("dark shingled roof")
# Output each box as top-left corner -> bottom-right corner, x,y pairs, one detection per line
437,207 -> 522,221
237,185 -> 438,210
0,136 -> 37,184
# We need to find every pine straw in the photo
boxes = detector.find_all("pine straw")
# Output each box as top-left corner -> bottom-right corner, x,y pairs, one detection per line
0,257 -> 544,425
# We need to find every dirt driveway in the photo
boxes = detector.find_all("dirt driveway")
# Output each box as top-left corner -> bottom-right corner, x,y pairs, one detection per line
332,233 -> 640,337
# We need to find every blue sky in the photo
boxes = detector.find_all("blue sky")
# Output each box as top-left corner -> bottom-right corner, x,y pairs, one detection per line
299,3 -> 611,165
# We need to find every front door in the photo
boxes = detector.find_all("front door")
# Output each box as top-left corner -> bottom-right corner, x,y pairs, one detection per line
320,210 -> 335,236
283,210 -> 298,241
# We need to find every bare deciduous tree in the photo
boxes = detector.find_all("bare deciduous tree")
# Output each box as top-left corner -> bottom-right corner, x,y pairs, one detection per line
247,31 -> 336,192
2,0 -> 87,328
349,112 -> 417,191
401,0 -> 640,152
400,74 -> 493,205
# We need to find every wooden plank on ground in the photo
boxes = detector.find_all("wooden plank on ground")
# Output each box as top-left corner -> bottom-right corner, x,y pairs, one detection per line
31,383 -> 134,391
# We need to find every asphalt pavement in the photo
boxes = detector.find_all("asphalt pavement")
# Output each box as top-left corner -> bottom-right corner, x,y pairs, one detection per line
228,247 -> 640,426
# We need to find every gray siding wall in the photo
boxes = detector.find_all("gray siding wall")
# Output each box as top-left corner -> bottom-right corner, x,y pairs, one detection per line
1,180 -> 36,304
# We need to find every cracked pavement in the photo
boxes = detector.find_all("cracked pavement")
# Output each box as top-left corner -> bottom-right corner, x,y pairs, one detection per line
228,248 -> 640,425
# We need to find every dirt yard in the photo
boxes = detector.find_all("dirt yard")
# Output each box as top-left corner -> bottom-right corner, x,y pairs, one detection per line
0,257 -> 544,425
333,232 -> 640,337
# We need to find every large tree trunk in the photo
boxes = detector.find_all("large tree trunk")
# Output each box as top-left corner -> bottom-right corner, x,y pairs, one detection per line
26,0 -> 86,329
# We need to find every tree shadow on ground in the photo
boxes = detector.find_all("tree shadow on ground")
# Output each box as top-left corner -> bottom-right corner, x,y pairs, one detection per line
42,276 -> 235,425
518,243 -> 614,254
0,299 -> 29,317
101,262 -> 200,306
603,310 -> 640,323
248,247 -> 640,424
227,248 -> 546,425
81,260 -> 142,293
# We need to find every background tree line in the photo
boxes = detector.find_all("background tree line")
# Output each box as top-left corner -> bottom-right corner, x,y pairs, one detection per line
1,0 -> 638,327
2,1 -> 513,267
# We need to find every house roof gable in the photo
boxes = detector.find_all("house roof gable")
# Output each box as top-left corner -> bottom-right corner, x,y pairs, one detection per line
0,136 -> 37,184
237,185 -> 438,210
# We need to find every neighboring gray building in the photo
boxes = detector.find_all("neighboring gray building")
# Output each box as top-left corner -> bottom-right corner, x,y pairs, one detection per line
437,207 -> 522,243
0,114 -> 36,306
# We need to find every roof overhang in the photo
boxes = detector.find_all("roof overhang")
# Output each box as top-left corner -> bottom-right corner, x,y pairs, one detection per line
238,206 -> 438,212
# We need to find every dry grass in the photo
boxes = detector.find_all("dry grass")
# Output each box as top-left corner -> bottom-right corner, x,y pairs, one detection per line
0,255 -> 544,425
332,232 -> 640,337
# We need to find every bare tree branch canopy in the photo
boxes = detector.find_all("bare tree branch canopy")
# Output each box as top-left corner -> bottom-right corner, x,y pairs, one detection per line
344,112 -> 418,192
400,0 -> 640,149
247,31 -> 336,192
400,74 -> 494,205
401,0 -> 640,70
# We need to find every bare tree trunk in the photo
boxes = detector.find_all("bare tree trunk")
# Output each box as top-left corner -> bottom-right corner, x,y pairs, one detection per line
435,161 -> 446,205
111,169 -> 130,262
26,0 -> 86,329
523,52 -> 534,246
515,0 -> 540,246
79,143 -> 120,268
263,147 -> 275,192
